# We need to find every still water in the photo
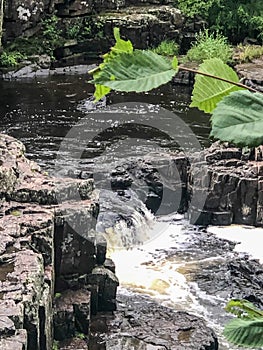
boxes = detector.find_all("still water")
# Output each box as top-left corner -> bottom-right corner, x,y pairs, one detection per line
0,72 -> 259,349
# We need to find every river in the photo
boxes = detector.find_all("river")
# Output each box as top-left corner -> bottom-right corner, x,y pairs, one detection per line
0,71 -> 262,350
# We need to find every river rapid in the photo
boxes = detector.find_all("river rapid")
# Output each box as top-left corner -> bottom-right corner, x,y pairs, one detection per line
1,71 -> 262,350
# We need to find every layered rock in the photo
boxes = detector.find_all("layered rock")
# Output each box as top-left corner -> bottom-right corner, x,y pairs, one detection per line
0,133 -> 118,349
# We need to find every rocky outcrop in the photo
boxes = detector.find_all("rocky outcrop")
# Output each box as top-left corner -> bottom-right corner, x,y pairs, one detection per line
235,56 -> 263,92
93,292 -> 218,350
2,0 -> 185,67
109,142 -> 263,227
188,142 -> 263,226
0,133 -> 119,349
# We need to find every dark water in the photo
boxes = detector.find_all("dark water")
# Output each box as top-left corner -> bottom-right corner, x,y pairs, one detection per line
0,73 -> 210,171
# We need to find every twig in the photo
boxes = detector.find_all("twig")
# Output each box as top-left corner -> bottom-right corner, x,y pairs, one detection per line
179,66 -> 259,93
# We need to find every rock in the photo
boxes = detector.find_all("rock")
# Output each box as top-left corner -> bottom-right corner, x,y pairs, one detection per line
0,316 -> 15,337
101,5 -> 183,49
0,133 -> 118,349
0,329 -> 27,350
235,57 -> 263,91
87,266 -> 119,311
54,289 -> 91,340
59,337 -> 88,350
103,292 -> 218,350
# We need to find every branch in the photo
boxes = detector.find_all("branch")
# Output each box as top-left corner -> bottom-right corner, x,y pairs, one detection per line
179,66 -> 259,93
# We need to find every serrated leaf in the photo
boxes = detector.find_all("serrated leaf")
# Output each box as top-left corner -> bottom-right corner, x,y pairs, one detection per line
94,84 -> 111,102
223,318 -> 263,348
190,58 -> 244,113
93,50 -> 178,93
225,299 -> 263,319
88,27 -> 133,101
210,90 -> 263,147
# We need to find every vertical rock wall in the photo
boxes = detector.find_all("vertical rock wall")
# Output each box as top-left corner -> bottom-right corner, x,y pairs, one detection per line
0,134 -> 118,349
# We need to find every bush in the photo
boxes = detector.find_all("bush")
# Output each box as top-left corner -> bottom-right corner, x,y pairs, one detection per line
175,0 -> 263,43
185,30 -> 233,63
233,44 -> 263,63
152,40 -> 179,57
0,51 -> 25,67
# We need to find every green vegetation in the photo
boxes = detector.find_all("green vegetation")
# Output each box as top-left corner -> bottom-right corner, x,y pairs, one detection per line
224,299 -> 263,348
185,30 -> 232,64
0,14 -> 105,68
0,50 -> 24,67
152,40 -> 179,57
233,44 -> 263,63
175,0 -> 263,43
52,340 -> 59,350
76,332 -> 85,340
89,27 -> 263,147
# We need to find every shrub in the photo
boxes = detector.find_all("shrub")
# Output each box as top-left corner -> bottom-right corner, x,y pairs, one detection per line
152,40 -> 179,57
0,51 -> 25,67
185,30 -> 233,63
233,44 -> 263,63
175,0 -> 263,43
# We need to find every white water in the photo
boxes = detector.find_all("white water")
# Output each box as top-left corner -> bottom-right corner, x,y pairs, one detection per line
208,225 -> 263,264
108,216 -> 263,350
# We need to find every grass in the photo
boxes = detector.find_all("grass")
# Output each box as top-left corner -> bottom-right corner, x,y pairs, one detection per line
233,44 -> 263,63
152,40 -> 179,57
185,29 -> 233,63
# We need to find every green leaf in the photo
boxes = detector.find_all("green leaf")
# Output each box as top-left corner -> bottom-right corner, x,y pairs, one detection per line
190,58 -> 244,113
93,50 -> 178,93
225,299 -> 263,319
93,84 -> 111,102
89,27 -> 133,101
210,90 -> 263,147
223,318 -> 263,348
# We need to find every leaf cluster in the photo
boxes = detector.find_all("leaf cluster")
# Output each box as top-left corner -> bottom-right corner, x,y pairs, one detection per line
185,30 -> 233,64
223,299 -> 263,348
89,27 -> 263,149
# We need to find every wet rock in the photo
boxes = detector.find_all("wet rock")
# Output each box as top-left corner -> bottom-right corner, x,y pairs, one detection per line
235,57 -> 263,91
103,292 -> 218,350
95,235 -> 107,265
59,337 -> 88,350
54,289 -> 91,340
0,133 -> 118,348
87,266 -> 119,312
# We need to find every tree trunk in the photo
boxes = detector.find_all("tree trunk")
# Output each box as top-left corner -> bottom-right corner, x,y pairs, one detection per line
0,0 -> 4,48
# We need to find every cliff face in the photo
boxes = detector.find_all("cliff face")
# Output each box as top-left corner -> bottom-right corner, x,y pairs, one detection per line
0,133 -> 118,349
1,0 -> 186,65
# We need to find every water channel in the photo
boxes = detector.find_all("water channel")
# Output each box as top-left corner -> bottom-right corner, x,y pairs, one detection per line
0,71 -> 262,350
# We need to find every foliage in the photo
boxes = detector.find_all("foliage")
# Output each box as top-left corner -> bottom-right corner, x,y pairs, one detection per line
89,27 -> 263,150
190,58 -> 243,113
152,40 -> 179,57
89,27 -> 133,101
175,0 -> 263,43
223,299 -> 263,348
185,30 -> 233,64
76,332 -> 85,340
66,23 -> 82,40
93,51 -> 178,93
210,91 -> 263,147
42,15 -> 64,56
174,0 -> 215,19
0,50 -> 24,67
52,340 -> 59,350
233,44 -> 263,63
